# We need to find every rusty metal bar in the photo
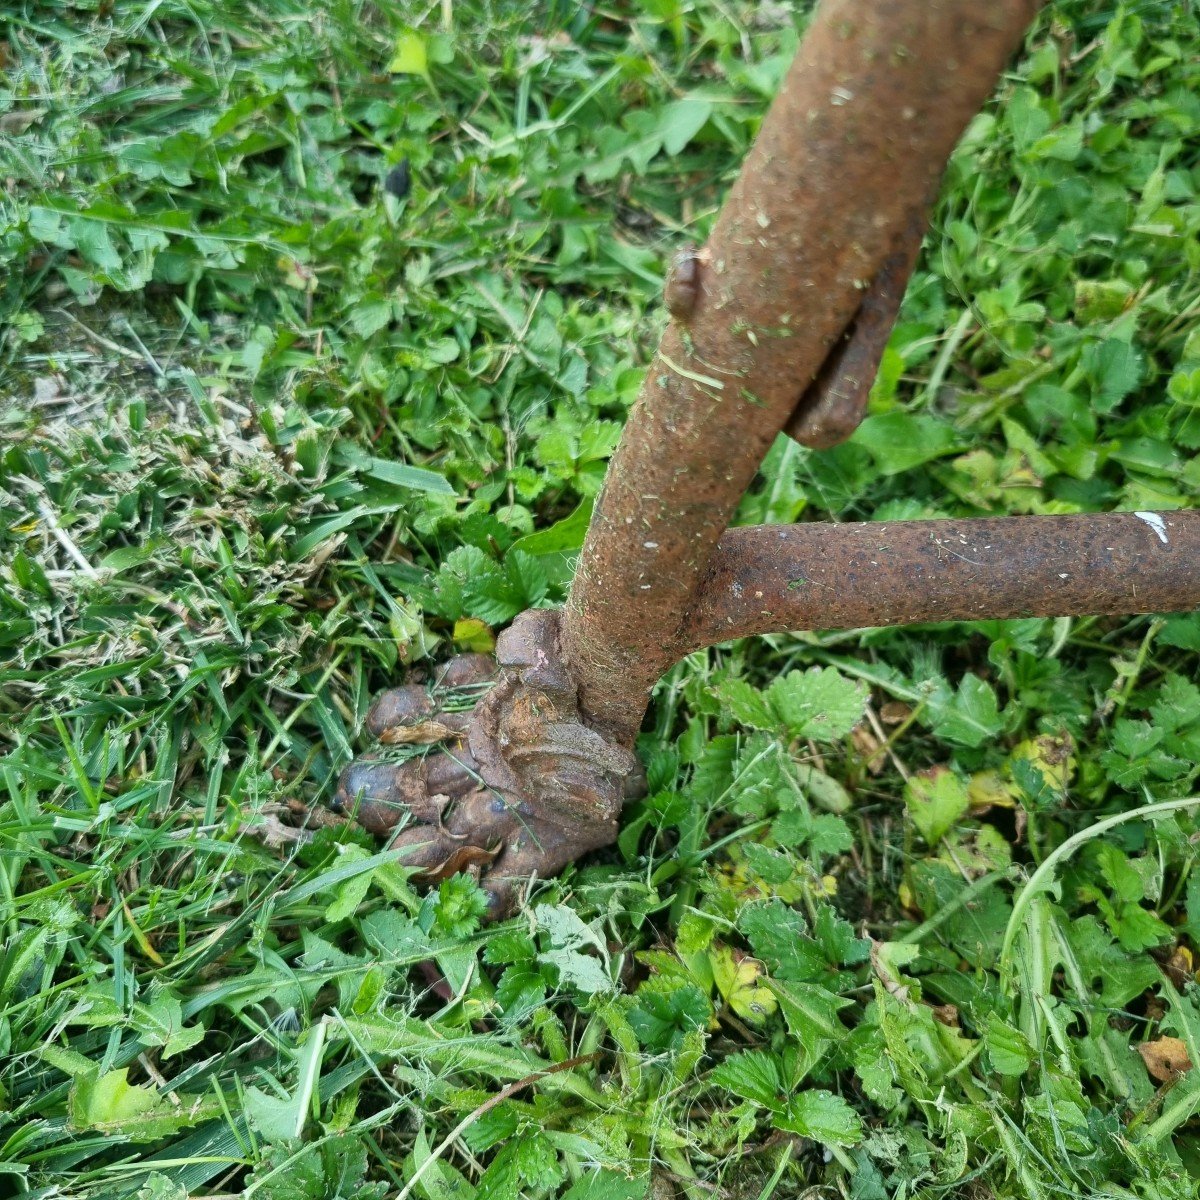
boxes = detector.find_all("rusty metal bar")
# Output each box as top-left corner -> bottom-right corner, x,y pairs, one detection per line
560,0 -> 1041,741
680,510 -> 1200,651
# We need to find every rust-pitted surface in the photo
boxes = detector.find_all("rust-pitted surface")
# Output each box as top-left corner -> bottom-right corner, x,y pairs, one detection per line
562,0 -> 1041,741
682,511 -> 1200,650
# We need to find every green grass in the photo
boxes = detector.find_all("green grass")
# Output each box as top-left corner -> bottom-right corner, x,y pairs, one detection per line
2,0 -> 1200,1196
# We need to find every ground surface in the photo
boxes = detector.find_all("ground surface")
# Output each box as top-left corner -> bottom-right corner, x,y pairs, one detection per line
2,1 -> 1200,1196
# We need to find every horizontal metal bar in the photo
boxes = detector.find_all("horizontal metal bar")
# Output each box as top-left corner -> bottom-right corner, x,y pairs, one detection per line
681,510 -> 1200,651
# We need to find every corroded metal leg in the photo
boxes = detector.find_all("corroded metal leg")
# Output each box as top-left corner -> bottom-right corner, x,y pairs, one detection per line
561,0 -> 1043,740
334,0 -> 1112,921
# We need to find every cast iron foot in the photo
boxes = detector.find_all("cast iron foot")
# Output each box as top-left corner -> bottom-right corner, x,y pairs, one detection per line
334,610 -> 642,919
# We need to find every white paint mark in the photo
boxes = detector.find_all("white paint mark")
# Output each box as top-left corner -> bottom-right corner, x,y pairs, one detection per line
1134,511 -> 1169,544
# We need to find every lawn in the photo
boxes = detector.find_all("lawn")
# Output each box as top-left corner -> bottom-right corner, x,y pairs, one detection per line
2,0 -> 1200,1196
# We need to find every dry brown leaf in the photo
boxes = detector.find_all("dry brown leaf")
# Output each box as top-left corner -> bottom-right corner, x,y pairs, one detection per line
1164,944 -> 1194,989
851,725 -> 885,774
0,108 -> 45,134
1137,1036 -> 1193,1082
931,1004 -> 960,1028
378,718 -> 464,745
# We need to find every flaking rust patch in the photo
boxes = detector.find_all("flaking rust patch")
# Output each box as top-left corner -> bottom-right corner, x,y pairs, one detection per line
1134,511 -> 1169,545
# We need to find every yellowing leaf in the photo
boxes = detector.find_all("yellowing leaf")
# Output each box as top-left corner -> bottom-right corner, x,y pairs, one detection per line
1010,733 -> 1075,791
968,768 -> 1018,812
709,944 -> 777,1025
122,899 -> 164,966
388,30 -> 429,77
937,824 -> 1011,877
453,617 -> 495,653
904,766 -> 970,845
68,1068 -> 211,1141
72,1069 -> 160,1130
1165,943 -> 1193,987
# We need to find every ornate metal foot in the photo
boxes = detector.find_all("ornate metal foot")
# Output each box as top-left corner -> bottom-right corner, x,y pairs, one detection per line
335,610 -> 643,918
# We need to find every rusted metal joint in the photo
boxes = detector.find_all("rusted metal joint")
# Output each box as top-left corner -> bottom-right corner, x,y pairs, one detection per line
784,215 -> 928,450
330,0 -> 1200,923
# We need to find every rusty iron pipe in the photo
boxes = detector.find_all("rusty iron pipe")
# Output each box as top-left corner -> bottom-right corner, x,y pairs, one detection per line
680,510 -> 1200,651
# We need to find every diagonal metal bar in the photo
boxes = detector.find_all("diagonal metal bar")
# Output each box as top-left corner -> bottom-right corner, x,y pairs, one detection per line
680,510 -> 1200,652
560,0 -> 1042,740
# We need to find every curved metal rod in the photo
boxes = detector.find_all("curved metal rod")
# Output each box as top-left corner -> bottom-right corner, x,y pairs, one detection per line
680,510 -> 1200,652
